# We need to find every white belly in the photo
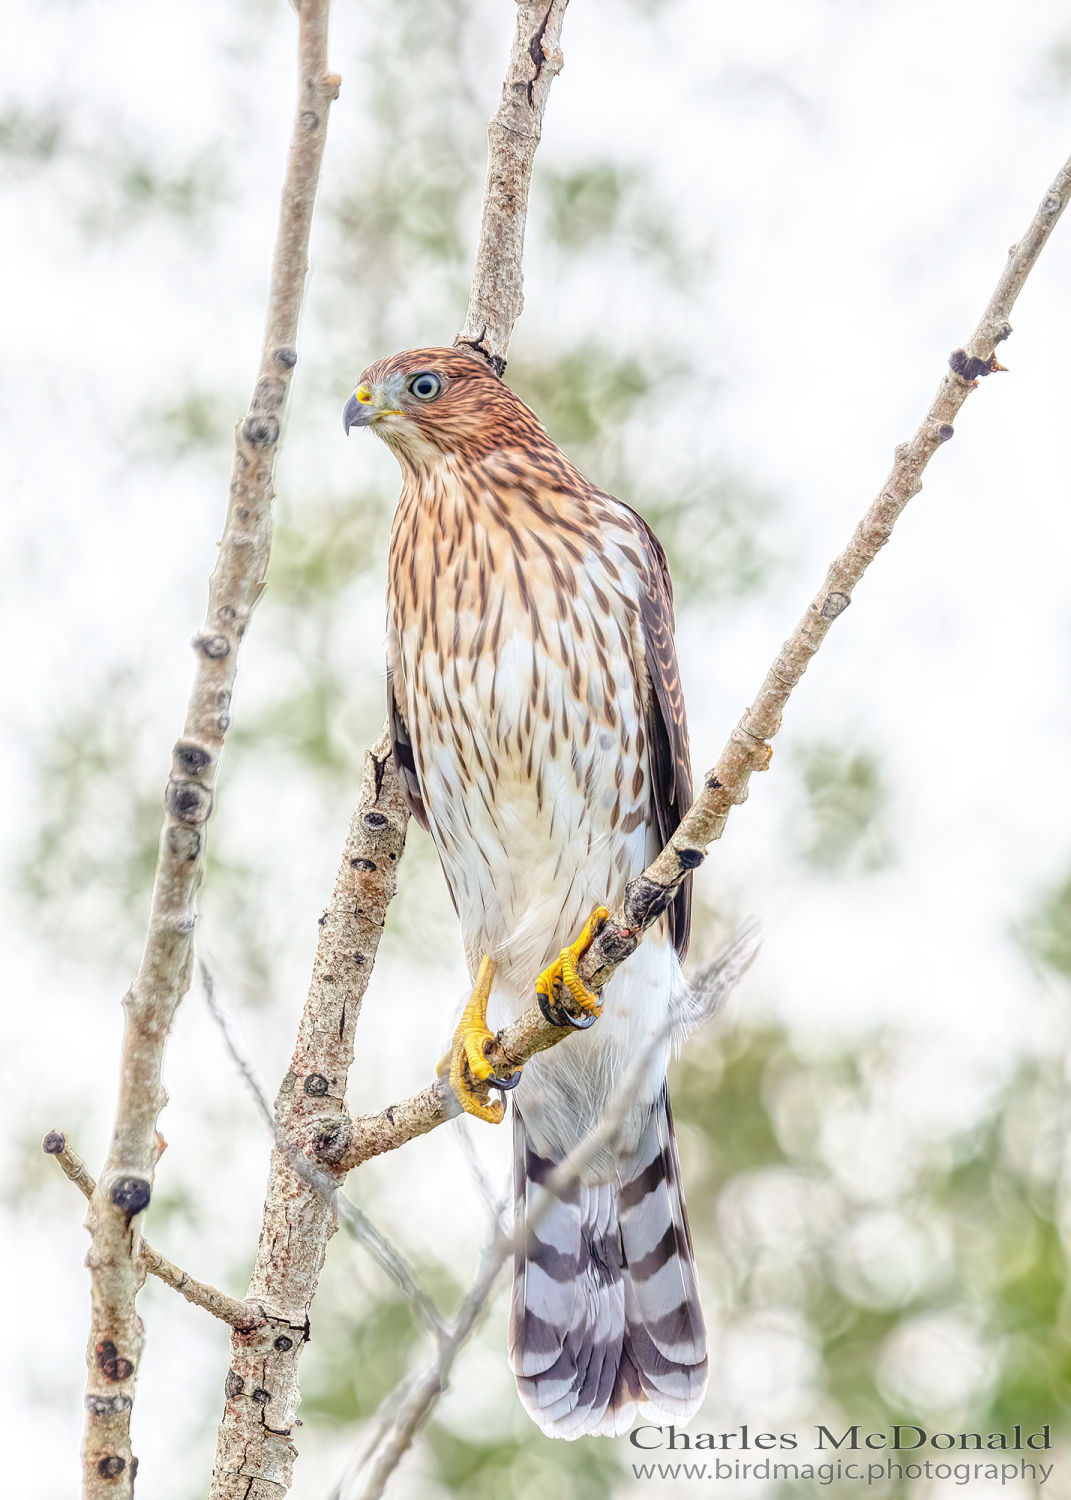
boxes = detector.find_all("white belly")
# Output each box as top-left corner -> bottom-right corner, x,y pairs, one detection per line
388,474 -> 687,1166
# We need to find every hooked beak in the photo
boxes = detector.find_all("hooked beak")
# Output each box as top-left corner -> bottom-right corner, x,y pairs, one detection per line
343,385 -> 372,434
344,381 -> 402,435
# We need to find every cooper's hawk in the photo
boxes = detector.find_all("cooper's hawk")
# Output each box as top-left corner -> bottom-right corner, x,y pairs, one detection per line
344,349 -> 706,1438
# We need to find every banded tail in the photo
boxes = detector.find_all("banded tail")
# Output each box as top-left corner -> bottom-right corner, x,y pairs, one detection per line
508,1086 -> 707,1439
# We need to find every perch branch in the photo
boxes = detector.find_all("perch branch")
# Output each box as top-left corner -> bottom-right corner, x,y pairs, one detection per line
310,145 -> 1071,1177
79,5 -> 339,1493
44,1133 -> 260,1329
454,0 -> 569,373
573,156 -> 1071,993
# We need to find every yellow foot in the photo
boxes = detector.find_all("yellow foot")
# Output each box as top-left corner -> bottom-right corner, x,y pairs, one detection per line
437,956 -> 520,1124
535,906 -> 611,1030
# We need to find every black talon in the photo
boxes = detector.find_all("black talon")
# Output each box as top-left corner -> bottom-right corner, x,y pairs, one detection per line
487,1069 -> 522,1092
537,991 -> 599,1030
538,992 -> 571,1028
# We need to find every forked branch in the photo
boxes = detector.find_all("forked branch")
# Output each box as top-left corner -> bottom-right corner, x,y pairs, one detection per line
45,1133 -> 260,1330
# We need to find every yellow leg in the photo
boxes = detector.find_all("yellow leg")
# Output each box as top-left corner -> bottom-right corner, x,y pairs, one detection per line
534,906 -> 610,1029
437,956 -> 517,1124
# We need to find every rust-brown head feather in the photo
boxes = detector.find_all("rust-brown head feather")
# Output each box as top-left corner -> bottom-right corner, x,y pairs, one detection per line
344,347 -> 553,469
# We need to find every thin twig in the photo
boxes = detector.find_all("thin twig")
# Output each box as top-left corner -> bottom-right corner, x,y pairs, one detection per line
454,0 -> 569,374
316,147 -> 1071,1178
200,960 -> 447,1341
81,6 -> 339,1492
44,1133 -> 260,1330
453,1122 -> 509,1234
199,960 -> 275,1133
337,928 -> 757,1500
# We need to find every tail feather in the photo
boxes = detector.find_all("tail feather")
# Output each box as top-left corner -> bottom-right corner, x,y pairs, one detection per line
509,1087 -> 707,1439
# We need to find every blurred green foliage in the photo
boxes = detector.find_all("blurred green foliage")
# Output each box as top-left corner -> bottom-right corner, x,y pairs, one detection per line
143,388 -> 237,458
0,105 -> 64,164
1022,872 -> 1071,977
792,743 -> 893,873
542,163 -> 697,281
305,1294 -> 427,1424
304,1021 -> 1070,1495
673,1028 -> 1071,1443
511,346 -> 653,452
81,149 -> 228,236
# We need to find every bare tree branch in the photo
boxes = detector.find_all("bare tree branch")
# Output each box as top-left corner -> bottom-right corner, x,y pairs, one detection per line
208,733 -> 408,1498
454,0 -> 569,373
78,6 -> 340,1492
45,1133 -> 261,1330
307,147 -> 1071,1179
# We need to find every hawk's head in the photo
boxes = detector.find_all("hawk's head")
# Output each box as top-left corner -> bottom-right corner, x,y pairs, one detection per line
343,347 -> 546,466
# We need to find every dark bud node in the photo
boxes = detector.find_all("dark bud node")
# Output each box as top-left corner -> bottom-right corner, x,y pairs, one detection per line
304,1073 -> 330,1097
109,1176 -> 151,1218
43,1130 -> 66,1154
242,413 -> 280,448
194,632 -> 231,660
706,776 -> 723,791
363,811 -> 389,831
949,348 -> 990,381
676,848 -> 705,871
350,857 -> 376,871
353,952 -> 366,965
937,423 -> 955,442
299,110 -> 319,131
225,1369 -> 244,1399
252,1388 -> 271,1405
97,1457 -> 126,1479
273,346 -> 298,369
315,1122 -> 349,1165
821,591 -> 851,620
173,741 -> 211,776
274,1335 -> 294,1352
623,875 -> 677,930
166,780 -> 212,827
96,1341 -> 135,1383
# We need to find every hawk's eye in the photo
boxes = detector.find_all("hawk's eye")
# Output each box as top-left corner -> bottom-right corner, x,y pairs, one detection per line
408,372 -> 442,402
